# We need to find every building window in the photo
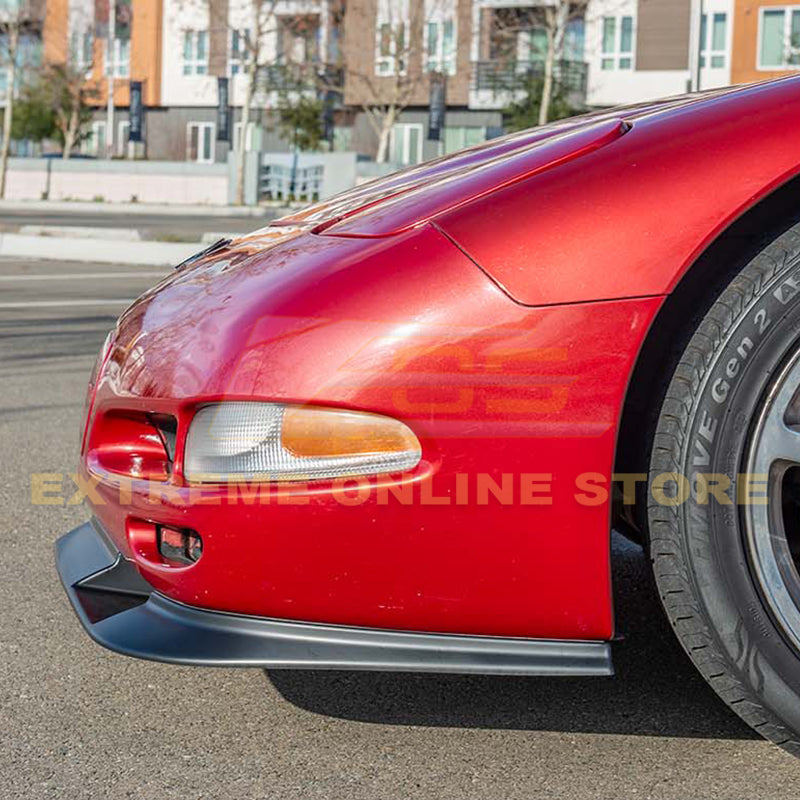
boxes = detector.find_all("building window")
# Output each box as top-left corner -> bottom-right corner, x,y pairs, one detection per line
106,36 -> 129,78
375,0 -> 408,75
187,122 -> 214,163
229,28 -> 249,76
390,122 -> 422,165
88,120 -> 107,156
601,15 -> 633,70
565,18 -> 585,61
117,120 -> 130,157
183,30 -> 208,75
443,126 -> 486,154
700,12 -> 727,68
233,120 -> 255,151
425,0 -> 456,76
70,29 -> 93,72
759,7 -> 800,69
524,27 -> 549,62
277,16 -> 319,65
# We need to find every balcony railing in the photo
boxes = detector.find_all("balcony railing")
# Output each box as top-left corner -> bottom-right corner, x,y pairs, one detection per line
471,59 -> 588,96
255,63 -> 344,95
256,62 -> 318,92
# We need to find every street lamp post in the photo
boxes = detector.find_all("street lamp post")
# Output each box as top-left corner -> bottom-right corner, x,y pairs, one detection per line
106,0 -> 115,158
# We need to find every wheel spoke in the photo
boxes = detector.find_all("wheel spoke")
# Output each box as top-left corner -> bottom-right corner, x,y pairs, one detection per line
760,417 -> 800,467
745,349 -> 800,657
753,359 -> 800,470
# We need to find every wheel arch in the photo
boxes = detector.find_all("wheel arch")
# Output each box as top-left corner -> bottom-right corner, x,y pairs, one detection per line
613,171 -> 800,542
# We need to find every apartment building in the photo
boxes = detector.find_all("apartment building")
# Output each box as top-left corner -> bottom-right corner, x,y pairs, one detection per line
584,0 -> 733,105
156,0 -> 336,161
43,0 -> 163,155
41,0 -> 333,159
343,0 -> 591,163
16,0 -> 800,164
0,0 -> 45,132
731,0 -> 800,83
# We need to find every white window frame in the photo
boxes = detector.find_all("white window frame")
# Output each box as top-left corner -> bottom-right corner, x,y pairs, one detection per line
390,122 -> 423,166
277,17 -> 318,65
600,14 -> 634,71
117,120 -> 130,157
375,0 -> 409,76
183,30 -> 209,76
88,120 -> 107,156
443,125 -> 486,155
757,6 -> 800,71
700,12 -> 728,69
229,28 -> 249,76
70,28 -> 93,74
425,0 -> 456,76
112,36 -> 129,78
233,120 -> 255,151
186,121 -> 215,163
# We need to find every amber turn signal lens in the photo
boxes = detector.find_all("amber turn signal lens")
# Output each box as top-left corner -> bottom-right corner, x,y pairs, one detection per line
281,406 -> 419,458
184,402 -> 421,483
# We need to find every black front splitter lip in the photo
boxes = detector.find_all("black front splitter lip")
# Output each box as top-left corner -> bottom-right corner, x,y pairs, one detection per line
55,520 -> 614,675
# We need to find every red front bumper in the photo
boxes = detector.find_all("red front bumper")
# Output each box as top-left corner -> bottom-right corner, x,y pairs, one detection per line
75,225 -> 662,641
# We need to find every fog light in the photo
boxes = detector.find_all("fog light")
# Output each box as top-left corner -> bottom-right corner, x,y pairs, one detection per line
157,526 -> 202,565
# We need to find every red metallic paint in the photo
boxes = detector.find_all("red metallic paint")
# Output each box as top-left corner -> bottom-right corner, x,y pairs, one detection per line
78,77 -> 800,641
325,79 -> 800,306
83,225 -> 659,639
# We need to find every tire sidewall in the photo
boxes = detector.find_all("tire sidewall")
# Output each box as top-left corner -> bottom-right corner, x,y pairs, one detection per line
679,256 -> 800,726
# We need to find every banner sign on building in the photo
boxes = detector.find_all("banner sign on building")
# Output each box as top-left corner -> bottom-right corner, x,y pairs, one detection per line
322,89 -> 336,144
217,77 -> 231,143
129,81 -> 143,142
428,73 -> 446,141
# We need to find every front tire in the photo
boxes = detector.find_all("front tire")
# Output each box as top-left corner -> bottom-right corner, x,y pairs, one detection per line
650,220 -> 800,753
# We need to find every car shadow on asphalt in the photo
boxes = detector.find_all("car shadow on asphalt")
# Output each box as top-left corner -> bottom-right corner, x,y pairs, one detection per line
266,533 -> 758,739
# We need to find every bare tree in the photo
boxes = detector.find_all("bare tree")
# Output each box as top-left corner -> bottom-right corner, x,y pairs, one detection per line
226,0 -> 279,204
177,0 -> 282,203
334,0 -> 445,164
537,1 -> 567,125
49,63 -> 100,158
0,0 -> 38,197
486,1 -> 586,126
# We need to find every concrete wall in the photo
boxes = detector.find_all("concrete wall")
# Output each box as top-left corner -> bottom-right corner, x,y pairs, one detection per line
4,158 -> 229,205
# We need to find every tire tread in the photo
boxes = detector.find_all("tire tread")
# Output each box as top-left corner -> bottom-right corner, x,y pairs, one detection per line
649,234 -> 800,756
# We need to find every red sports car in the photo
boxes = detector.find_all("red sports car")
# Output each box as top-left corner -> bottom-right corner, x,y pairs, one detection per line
58,76 -> 800,754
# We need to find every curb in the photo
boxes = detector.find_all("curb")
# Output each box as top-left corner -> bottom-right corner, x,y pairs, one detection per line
0,234 -> 201,266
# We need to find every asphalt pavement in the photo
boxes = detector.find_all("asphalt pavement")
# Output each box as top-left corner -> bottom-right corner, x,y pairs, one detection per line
2,257 -> 800,799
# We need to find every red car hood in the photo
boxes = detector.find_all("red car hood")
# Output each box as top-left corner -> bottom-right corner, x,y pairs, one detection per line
255,84 -> 748,240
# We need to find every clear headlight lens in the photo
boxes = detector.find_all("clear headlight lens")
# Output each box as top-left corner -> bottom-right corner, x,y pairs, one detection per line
184,402 -> 421,483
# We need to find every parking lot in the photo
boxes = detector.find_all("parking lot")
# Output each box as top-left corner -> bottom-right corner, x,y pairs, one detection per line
3,256 -> 800,798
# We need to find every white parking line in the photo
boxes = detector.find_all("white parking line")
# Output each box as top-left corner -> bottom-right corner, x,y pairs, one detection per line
0,271 -> 165,281
0,300 -> 137,308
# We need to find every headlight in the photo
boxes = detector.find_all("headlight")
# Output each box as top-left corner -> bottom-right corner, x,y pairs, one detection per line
184,402 -> 422,483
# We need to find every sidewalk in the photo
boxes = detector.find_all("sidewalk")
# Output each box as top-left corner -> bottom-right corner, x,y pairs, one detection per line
0,199 -> 276,217
0,232 -> 202,266
0,200 -> 293,265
